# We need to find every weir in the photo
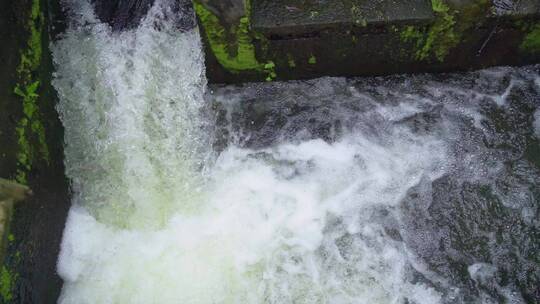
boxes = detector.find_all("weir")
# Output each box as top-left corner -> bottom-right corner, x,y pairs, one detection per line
0,0 -> 539,303
195,0 -> 540,83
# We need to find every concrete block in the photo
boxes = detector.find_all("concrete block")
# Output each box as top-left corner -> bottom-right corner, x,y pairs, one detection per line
0,178 -> 31,263
195,0 -> 540,83
251,0 -> 435,36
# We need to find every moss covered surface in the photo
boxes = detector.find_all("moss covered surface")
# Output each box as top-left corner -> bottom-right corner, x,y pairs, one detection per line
194,0 -> 278,81
13,0 -> 50,185
0,0 -> 48,300
195,3 -> 261,71
0,0 -> 71,302
0,240 -> 20,303
199,0 -> 538,83
1,217 -> 21,304
401,0 -> 490,62
0,265 -> 15,302
521,23 -> 540,54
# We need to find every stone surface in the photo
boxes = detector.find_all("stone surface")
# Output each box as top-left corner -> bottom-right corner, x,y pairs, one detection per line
0,0 -> 71,302
198,0 -> 245,27
0,179 -> 31,263
0,0 -> 23,178
0,179 -> 32,203
251,0 -> 435,36
0,200 -> 14,263
196,0 -> 540,83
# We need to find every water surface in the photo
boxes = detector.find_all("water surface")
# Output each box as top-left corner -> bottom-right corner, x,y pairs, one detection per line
53,1 -> 540,303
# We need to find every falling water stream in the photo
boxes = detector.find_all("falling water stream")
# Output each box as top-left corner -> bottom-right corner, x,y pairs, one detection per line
52,1 -> 540,303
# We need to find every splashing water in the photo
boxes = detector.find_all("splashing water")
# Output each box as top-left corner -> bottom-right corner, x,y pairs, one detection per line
53,1 -> 540,303
53,0 -> 211,229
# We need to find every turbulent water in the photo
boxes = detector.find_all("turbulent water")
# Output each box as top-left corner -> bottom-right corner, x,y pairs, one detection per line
53,1 -> 540,303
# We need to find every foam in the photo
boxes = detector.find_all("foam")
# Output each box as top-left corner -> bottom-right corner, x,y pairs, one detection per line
53,3 -> 448,296
58,134 -> 446,303
53,0 -> 210,229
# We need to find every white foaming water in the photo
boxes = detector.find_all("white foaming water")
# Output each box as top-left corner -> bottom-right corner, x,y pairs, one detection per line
54,1 -> 448,303
53,0 -> 210,229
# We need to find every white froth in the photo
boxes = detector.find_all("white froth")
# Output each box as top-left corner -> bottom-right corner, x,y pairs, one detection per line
57,133 -> 447,303
468,263 -> 497,284
53,0 -> 209,228
54,0 -> 446,303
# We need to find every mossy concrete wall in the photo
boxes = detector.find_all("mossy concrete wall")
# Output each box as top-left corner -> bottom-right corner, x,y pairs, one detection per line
0,0 -> 69,302
195,0 -> 540,83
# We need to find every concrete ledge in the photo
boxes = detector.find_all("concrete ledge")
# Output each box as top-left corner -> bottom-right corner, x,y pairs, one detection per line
195,0 -> 540,83
0,179 -> 31,263
252,0 -> 435,37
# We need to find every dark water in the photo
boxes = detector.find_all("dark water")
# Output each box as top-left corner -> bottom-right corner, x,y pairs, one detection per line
210,65 -> 540,303
90,0 -> 195,31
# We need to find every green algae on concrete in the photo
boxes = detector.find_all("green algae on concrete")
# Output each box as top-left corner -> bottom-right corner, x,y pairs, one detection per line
201,0 -> 539,83
422,0 -> 457,61
0,247 -> 21,303
194,1 -> 278,81
401,0 -> 489,62
0,225 -> 19,302
0,243 -> 21,303
263,61 -> 276,81
0,265 -> 15,302
400,0 -> 457,62
521,24 -> 540,54
0,0 -> 82,301
194,2 -> 261,72
13,0 -> 50,184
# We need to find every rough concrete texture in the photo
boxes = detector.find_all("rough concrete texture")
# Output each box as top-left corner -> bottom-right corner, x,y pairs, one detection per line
0,0 -> 70,303
251,0 -> 435,36
0,0 -> 25,178
0,180 -> 31,203
0,179 -> 31,264
196,0 -> 540,83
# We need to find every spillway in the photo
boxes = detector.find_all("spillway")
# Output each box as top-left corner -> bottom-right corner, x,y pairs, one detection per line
50,0 -> 540,303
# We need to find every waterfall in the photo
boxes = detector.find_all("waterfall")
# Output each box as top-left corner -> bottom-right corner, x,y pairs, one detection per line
52,0 -> 540,303
53,0 -> 211,230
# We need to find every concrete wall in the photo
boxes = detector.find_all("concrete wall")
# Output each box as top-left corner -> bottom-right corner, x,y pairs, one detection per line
0,180 -> 31,265
0,0 -> 69,302
195,0 -> 540,83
